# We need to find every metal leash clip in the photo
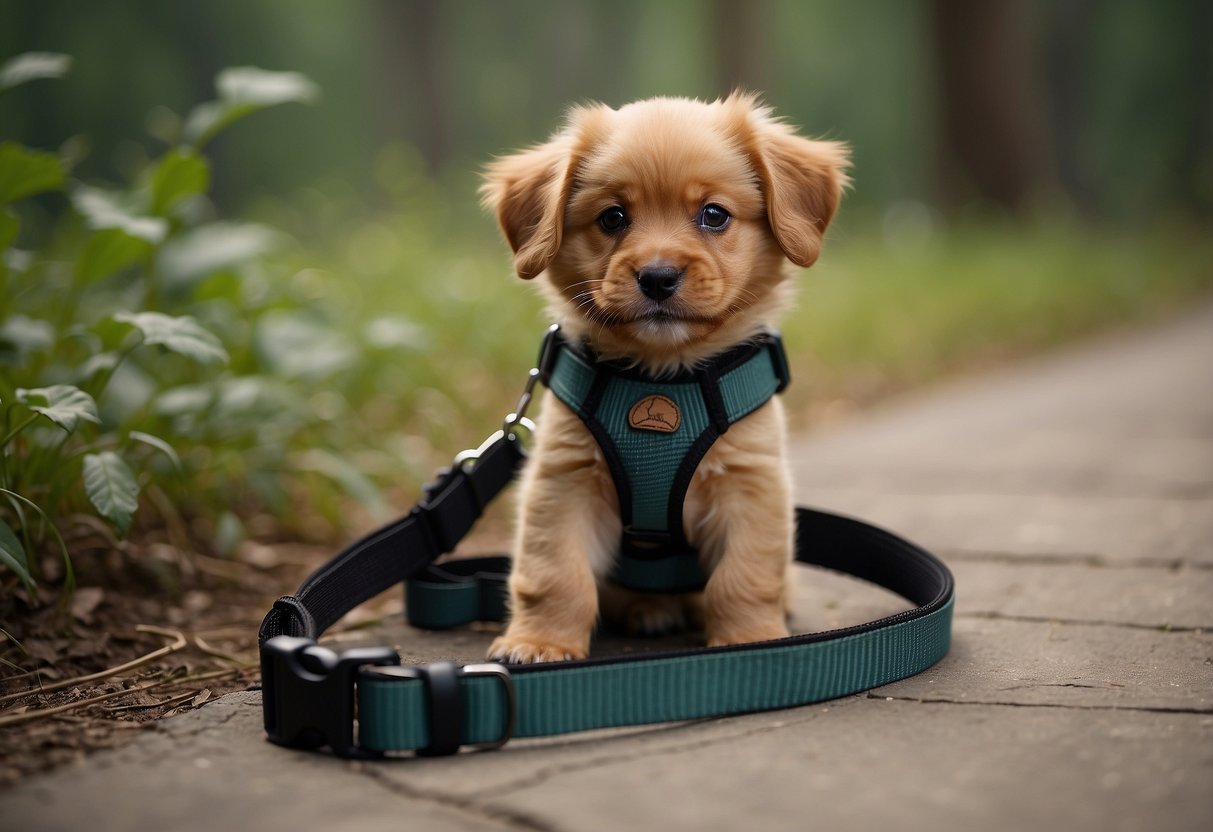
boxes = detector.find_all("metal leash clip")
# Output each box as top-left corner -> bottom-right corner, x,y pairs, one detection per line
500,322 -> 560,440
451,323 -> 559,469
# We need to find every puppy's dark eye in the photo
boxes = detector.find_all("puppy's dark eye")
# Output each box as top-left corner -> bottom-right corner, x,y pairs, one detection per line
698,204 -> 730,231
598,206 -> 628,233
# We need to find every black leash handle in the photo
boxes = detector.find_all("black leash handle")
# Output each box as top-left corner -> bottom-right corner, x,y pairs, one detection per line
258,426 -> 527,645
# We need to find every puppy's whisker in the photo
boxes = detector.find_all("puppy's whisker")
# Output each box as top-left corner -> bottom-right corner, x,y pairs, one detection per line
563,278 -> 604,291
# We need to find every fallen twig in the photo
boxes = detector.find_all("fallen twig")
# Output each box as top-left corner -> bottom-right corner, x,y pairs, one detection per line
0,680 -> 162,727
0,665 -> 239,728
50,713 -> 144,728
103,690 -> 198,713
191,553 -> 253,580
0,625 -> 187,706
193,635 -> 254,666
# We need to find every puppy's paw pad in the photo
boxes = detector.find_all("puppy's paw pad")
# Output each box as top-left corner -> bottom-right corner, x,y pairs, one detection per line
487,636 -> 584,664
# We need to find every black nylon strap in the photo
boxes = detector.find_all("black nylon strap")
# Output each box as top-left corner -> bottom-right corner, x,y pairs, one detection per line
403,506 -> 954,632
257,431 -> 525,645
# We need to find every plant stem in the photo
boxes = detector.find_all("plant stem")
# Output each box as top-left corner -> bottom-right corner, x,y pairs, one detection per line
0,414 -> 39,449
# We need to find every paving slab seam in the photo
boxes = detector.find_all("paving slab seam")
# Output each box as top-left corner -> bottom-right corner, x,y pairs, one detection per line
471,705 -> 840,801
868,693 -> 1213,715
955,611 -> 1210,633
152,702 -> 244,739
816,486 -> 1213,501
77,698 -> 251,775
940,550 -> 1213,571
357,765 -> 563,832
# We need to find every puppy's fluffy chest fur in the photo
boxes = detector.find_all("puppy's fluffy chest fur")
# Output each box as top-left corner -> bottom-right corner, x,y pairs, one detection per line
479,93 -> 848,663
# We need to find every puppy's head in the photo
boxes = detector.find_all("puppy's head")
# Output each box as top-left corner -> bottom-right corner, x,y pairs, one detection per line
481,93 -> 850,367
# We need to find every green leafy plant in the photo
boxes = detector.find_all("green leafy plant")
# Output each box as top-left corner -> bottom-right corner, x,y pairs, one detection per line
0,53 -> 318,597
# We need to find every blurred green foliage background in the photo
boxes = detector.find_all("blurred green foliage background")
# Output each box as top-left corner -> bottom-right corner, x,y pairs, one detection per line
6,0 -> 1211,218
1,0 -> 1211,585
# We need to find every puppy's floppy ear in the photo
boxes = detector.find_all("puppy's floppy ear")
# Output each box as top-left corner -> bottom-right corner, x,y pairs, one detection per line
731,95 -> 851,268
480,138 -> 572,280
480,106 -> 608,280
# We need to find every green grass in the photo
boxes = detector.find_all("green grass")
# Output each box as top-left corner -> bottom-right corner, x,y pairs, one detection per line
275,204 -> 1213,490
6,55 -> 1210,597
780,217 -> 1213,423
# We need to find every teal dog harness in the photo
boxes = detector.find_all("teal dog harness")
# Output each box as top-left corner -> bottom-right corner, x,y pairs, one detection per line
540,326 -> 790,593
258,326 -> 955,759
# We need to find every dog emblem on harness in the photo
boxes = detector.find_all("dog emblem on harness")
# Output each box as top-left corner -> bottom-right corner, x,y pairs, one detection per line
628,394 -> 681,433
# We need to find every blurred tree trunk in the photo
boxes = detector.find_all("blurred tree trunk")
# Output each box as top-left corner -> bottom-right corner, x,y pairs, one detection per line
376,0 -> 451,172
1176,0 -> 1213,217
1043,0 -> 1097,216
711,0 -> 767,95
930,0 -> 1054,214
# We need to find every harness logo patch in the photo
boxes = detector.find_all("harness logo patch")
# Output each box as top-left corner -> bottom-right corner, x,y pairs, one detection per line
628,394 -> 681,433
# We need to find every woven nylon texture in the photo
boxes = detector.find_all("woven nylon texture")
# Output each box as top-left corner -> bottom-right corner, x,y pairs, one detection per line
609,551 -> 705,592
403,581 -> 483,630
546,343 -> 781,532
594,374 -> 708,529
357,593 -> 953,751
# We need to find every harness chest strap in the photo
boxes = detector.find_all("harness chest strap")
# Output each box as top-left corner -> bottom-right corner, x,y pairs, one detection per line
257,328 -> 955,759
543,329 -> 790,592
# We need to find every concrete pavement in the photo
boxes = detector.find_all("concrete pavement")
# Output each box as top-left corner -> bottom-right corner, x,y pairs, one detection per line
4,302 -> 1211,831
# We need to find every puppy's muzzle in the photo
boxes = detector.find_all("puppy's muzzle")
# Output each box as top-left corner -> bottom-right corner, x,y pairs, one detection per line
637,265 -> 684,302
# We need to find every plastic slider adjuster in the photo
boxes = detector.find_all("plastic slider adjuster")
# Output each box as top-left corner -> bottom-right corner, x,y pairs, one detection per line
362,662 -> 516,756
260,636 -> 399,759
766,332 -> 791,393
535,323 -> 562,386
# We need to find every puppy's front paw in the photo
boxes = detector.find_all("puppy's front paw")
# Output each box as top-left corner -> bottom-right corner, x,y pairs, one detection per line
706,621 -> 789,648
487,635 -> 586,664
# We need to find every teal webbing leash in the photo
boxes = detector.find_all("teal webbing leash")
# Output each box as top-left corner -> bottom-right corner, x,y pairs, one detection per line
258,328 -> 955,758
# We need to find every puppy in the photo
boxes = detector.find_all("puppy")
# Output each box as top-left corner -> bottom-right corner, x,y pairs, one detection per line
480,92 -> 849,663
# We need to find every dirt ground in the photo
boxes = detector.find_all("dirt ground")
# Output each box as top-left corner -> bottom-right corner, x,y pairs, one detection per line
0,535 -> 325,785
0,504 -> 515,786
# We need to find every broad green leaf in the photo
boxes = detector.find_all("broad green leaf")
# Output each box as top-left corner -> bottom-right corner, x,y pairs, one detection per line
5,248 -> 32,274
128,430 -> 182,472
0,209 -> 17,250
0,143 -> 66,203
76,351 -> 119,381
76,227 -> 152,283
217,66 -> 319,106
255,312 -> 355,379
184,67 -> 317,148
0,52 -> 71,93
16,385 -> 100,432
0,521 -> 34,593
0,315 -> 54,356
113,311 -> 229,365
365,317 -> 426,350
82,452 -> 139,535
294,449 -> 389,520
70,185 -> 167,243
156,221 -> 280,288
153,384 -> 212,417
149,148 -> 210,216
98,361 -> 155,424
213,511 -> 244,557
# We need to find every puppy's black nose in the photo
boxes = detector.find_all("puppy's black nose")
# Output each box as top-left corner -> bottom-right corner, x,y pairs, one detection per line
637,266 -> 683,302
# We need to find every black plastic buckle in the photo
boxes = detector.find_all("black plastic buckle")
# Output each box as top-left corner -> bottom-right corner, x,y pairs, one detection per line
260,636 -> 399,758
361,662 -> 516,756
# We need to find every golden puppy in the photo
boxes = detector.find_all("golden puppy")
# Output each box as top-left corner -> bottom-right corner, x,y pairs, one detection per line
480,92 -> 849,663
